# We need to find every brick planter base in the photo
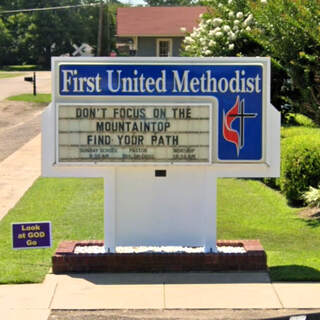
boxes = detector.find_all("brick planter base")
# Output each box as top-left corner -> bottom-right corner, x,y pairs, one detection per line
52,240 -> 267,273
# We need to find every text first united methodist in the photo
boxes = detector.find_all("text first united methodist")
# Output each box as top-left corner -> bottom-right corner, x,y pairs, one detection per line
60,69 -> 262,95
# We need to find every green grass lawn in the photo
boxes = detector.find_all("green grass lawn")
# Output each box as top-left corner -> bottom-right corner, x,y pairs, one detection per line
8,93 -> 51,104
0,177 -> 319,283
1,65 -> 45,72
0,72 -> 26,79
218,179 -> 320,281
0,178 -> 104,283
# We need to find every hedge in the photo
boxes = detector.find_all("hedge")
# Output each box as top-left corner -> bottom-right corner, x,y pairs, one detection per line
279,135 -> 320,205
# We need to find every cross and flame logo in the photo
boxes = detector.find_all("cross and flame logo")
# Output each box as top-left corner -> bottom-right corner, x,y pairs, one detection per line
223,96 -> 257,156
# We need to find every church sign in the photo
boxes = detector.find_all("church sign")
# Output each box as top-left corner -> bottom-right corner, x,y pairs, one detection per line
43,57 -> 279,253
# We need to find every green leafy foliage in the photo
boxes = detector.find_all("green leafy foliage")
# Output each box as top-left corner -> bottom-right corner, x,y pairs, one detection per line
302,185 -> 320,208
283,113 -> 318,128
183,0 -> 252,57
182,0 -> 291,114
280,135 -> 320,205
265,118 -> 320,203
0,0 -> 120,67
251,0 -> 320,124
0,18 -> 12,65
183,0 -> 320,124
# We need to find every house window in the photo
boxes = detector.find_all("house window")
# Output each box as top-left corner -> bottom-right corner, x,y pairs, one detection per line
157,39 -> 172,57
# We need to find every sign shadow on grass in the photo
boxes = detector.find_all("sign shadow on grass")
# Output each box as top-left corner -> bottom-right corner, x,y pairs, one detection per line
269,265 -> 320,281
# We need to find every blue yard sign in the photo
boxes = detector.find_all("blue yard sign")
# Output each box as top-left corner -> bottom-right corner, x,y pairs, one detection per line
58,62 -> 264,162
12,222 -> 52,249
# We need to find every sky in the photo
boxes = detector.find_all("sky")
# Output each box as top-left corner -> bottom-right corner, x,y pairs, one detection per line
118,0 -> 147,6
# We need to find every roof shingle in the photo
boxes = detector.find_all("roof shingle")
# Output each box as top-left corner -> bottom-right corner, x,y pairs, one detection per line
117,6 -> 207,37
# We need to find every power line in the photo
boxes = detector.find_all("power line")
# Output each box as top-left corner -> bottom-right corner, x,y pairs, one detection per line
0,3 -> 100,15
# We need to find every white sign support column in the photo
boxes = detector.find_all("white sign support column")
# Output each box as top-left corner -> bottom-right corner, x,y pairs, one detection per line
204,170 -> 217,252
104,168 -> 116,253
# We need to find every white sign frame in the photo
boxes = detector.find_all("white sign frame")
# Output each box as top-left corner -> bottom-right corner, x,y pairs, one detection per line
42,57 -> 280,253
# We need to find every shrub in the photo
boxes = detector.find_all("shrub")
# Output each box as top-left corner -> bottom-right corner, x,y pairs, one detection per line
183,0 -> 252,57
289,114 -> 317,128
263,177 -> 280,190
302,185 -> 320,208
279,136 -> 320,205
265,122 -> 320,201
281,125 -> 319,140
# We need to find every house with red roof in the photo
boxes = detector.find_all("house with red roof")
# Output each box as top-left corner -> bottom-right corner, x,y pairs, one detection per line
116,6 -> 206,57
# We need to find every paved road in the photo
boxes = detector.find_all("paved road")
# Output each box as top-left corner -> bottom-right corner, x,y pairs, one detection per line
49,309 -> 320,320
0,71 -> 51,162
0,112 -> 42,162
0,71 -> 51,101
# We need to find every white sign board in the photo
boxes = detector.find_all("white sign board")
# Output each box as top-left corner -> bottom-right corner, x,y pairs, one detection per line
57,103 -> 211,163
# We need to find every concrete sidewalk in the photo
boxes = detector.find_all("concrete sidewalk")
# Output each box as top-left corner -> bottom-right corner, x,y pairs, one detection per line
1,272 -> 320,320
0,134 -> 41,220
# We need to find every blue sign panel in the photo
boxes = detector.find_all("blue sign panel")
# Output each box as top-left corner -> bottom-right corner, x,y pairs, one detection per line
59,63 -> 264,161
12,222 -> 52,249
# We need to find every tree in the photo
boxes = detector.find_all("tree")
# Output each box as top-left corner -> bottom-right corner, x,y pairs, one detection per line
0,0 -> 121,66
1,0 -> 92,66
0,18 -> 12,65
182,0 -> 320,124
251,0 -> 320,124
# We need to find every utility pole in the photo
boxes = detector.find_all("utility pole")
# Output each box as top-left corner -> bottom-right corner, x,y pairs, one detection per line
106,0 -> 111,56
97,0 -> 104,56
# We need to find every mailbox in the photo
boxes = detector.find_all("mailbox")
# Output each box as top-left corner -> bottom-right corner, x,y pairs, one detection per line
24,76 -> 34,82
24,72 -> 36,95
